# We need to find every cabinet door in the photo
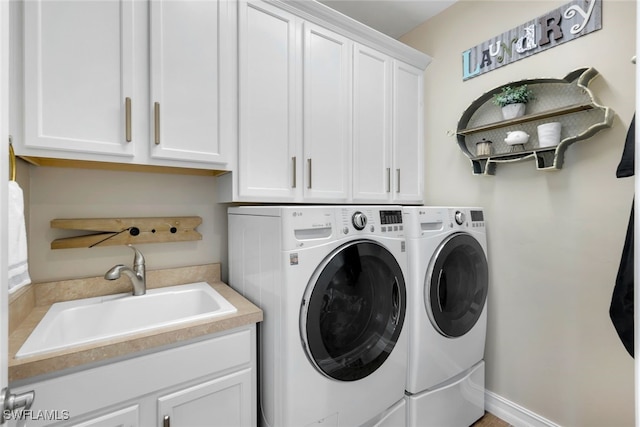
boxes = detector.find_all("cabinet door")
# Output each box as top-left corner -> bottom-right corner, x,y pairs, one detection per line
158,369 -> 253,427
149,0 -> 233,166
237,0 -> 299,200
392,61 -> 424,203
23,0 -> 135,157
69,406 -> 139,427
352,44 -> 392,202
302,23 -> 351,202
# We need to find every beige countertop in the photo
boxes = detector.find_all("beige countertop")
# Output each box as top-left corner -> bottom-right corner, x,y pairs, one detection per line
8,264 -> 262,383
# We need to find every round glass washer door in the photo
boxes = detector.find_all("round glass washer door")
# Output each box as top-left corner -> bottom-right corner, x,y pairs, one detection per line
301,240 -> 406,382
426,233 -> 488,338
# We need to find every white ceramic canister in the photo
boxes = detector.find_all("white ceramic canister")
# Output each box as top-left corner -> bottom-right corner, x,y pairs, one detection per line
537,122 -> 561,148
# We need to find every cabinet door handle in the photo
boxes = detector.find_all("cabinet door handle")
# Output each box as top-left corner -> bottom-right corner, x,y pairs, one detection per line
125,97 -> 132,142
292,156 -> 297,188
0,387 -> 35,424
386,168 -> 391,193
154,102 -> 161,145
396,169 -> 401,193
163,415 -> 170,427
307,158 -> 312,189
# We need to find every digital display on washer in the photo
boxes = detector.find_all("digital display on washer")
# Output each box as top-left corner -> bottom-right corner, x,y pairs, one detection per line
380,210 -> 403,225
470,210 -> 484,222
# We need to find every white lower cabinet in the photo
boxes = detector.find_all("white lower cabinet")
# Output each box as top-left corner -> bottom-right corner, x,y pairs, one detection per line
69,406 -> 140,427
9,326 -> 257,427
158,369 -> 252,427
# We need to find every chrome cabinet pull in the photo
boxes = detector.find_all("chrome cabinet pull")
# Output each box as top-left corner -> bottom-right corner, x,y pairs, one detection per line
396,168 -> 401,193
292,156 -> 297,188
307,158 -> 312,189
386,168 -> 391,193
154,102 -> 160,145
125,97 -> 132,142
0,387 -> 35,424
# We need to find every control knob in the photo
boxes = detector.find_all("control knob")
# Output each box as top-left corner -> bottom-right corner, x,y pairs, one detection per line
454,211 -> 465,225
352,212 -> 367,230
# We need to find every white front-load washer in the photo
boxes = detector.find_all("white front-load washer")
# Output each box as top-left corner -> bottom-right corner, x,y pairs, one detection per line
228,206 -> 408,427
402,206 -> 489,427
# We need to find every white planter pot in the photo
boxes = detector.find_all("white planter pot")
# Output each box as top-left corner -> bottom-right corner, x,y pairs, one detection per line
537,122 -> 562,148
501,103 -> 526,120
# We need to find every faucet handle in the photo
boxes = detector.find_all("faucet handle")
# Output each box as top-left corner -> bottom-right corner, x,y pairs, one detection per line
127,245 -> 145,267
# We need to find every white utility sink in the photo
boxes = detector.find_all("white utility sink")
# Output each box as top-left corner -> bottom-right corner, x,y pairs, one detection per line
16,282 -> 237,358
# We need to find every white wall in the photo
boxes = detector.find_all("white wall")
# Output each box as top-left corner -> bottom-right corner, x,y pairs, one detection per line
401,0 -> 635,425
26,167 -> 229,283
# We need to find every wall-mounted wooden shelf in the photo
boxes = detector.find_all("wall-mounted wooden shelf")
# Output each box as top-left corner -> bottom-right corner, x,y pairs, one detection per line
456,68 -> 614,175
50,216 -> 202,249
457,103 -> 595,136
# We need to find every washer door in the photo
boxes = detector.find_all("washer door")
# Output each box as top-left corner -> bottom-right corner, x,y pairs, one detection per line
426,233 -> 488,338
301,240 -> 406,382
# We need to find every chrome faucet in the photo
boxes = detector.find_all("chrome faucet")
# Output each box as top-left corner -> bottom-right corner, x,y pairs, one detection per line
104,245 -> 146,296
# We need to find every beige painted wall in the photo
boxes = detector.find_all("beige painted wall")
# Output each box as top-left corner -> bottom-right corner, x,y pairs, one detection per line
401,0 -> 635,425
26,167 -> 229,283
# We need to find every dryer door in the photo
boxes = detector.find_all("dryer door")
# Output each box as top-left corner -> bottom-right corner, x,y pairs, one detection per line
301,240 -> 406,382
426,233 -> 488,338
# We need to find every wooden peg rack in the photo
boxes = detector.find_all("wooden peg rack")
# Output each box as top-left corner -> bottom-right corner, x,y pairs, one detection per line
50,216 -> 202,249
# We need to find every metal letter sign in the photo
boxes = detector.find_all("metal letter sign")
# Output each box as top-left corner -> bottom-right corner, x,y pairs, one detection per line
462,0 -> 602,80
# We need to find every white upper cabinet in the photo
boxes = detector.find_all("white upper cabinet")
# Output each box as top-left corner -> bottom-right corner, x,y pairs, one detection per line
23,0 -> 135,157
235,2 -> 352,203
236,0 -> 298,201
393,60 -> 424,203
220,0 -> 429,204
352,44 -> 392,202
351,48 -> 425,204
149,0 -> 233,165
302,22 -> 351,202
19,0 -> 234,170
17,0 -> 429,194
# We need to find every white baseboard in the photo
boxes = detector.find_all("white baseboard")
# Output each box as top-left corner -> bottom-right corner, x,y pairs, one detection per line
485,390 -> 562,427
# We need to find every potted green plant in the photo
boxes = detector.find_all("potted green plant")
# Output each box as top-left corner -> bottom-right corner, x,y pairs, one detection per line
492,84 -> 535,119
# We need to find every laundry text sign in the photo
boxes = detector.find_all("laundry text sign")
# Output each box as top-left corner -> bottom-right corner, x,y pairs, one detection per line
462,0 -> 601,80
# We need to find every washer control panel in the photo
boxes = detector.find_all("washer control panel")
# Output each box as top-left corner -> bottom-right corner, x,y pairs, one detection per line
379,209 -> 403,234
339,207 -> 403,237
469,209 -> 485,229
448,208 -> 485,229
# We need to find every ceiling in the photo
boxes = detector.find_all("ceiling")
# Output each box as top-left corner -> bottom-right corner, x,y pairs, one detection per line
317,0 -> 457,39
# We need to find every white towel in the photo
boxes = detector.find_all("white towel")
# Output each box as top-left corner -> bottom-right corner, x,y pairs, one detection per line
8,180 -> 31,293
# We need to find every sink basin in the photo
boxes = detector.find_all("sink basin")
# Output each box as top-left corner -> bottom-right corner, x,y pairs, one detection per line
16,282 -> 237,358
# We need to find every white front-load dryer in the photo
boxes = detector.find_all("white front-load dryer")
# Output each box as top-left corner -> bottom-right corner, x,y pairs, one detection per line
228,206 -> 408,427
403,206 -> 489,427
